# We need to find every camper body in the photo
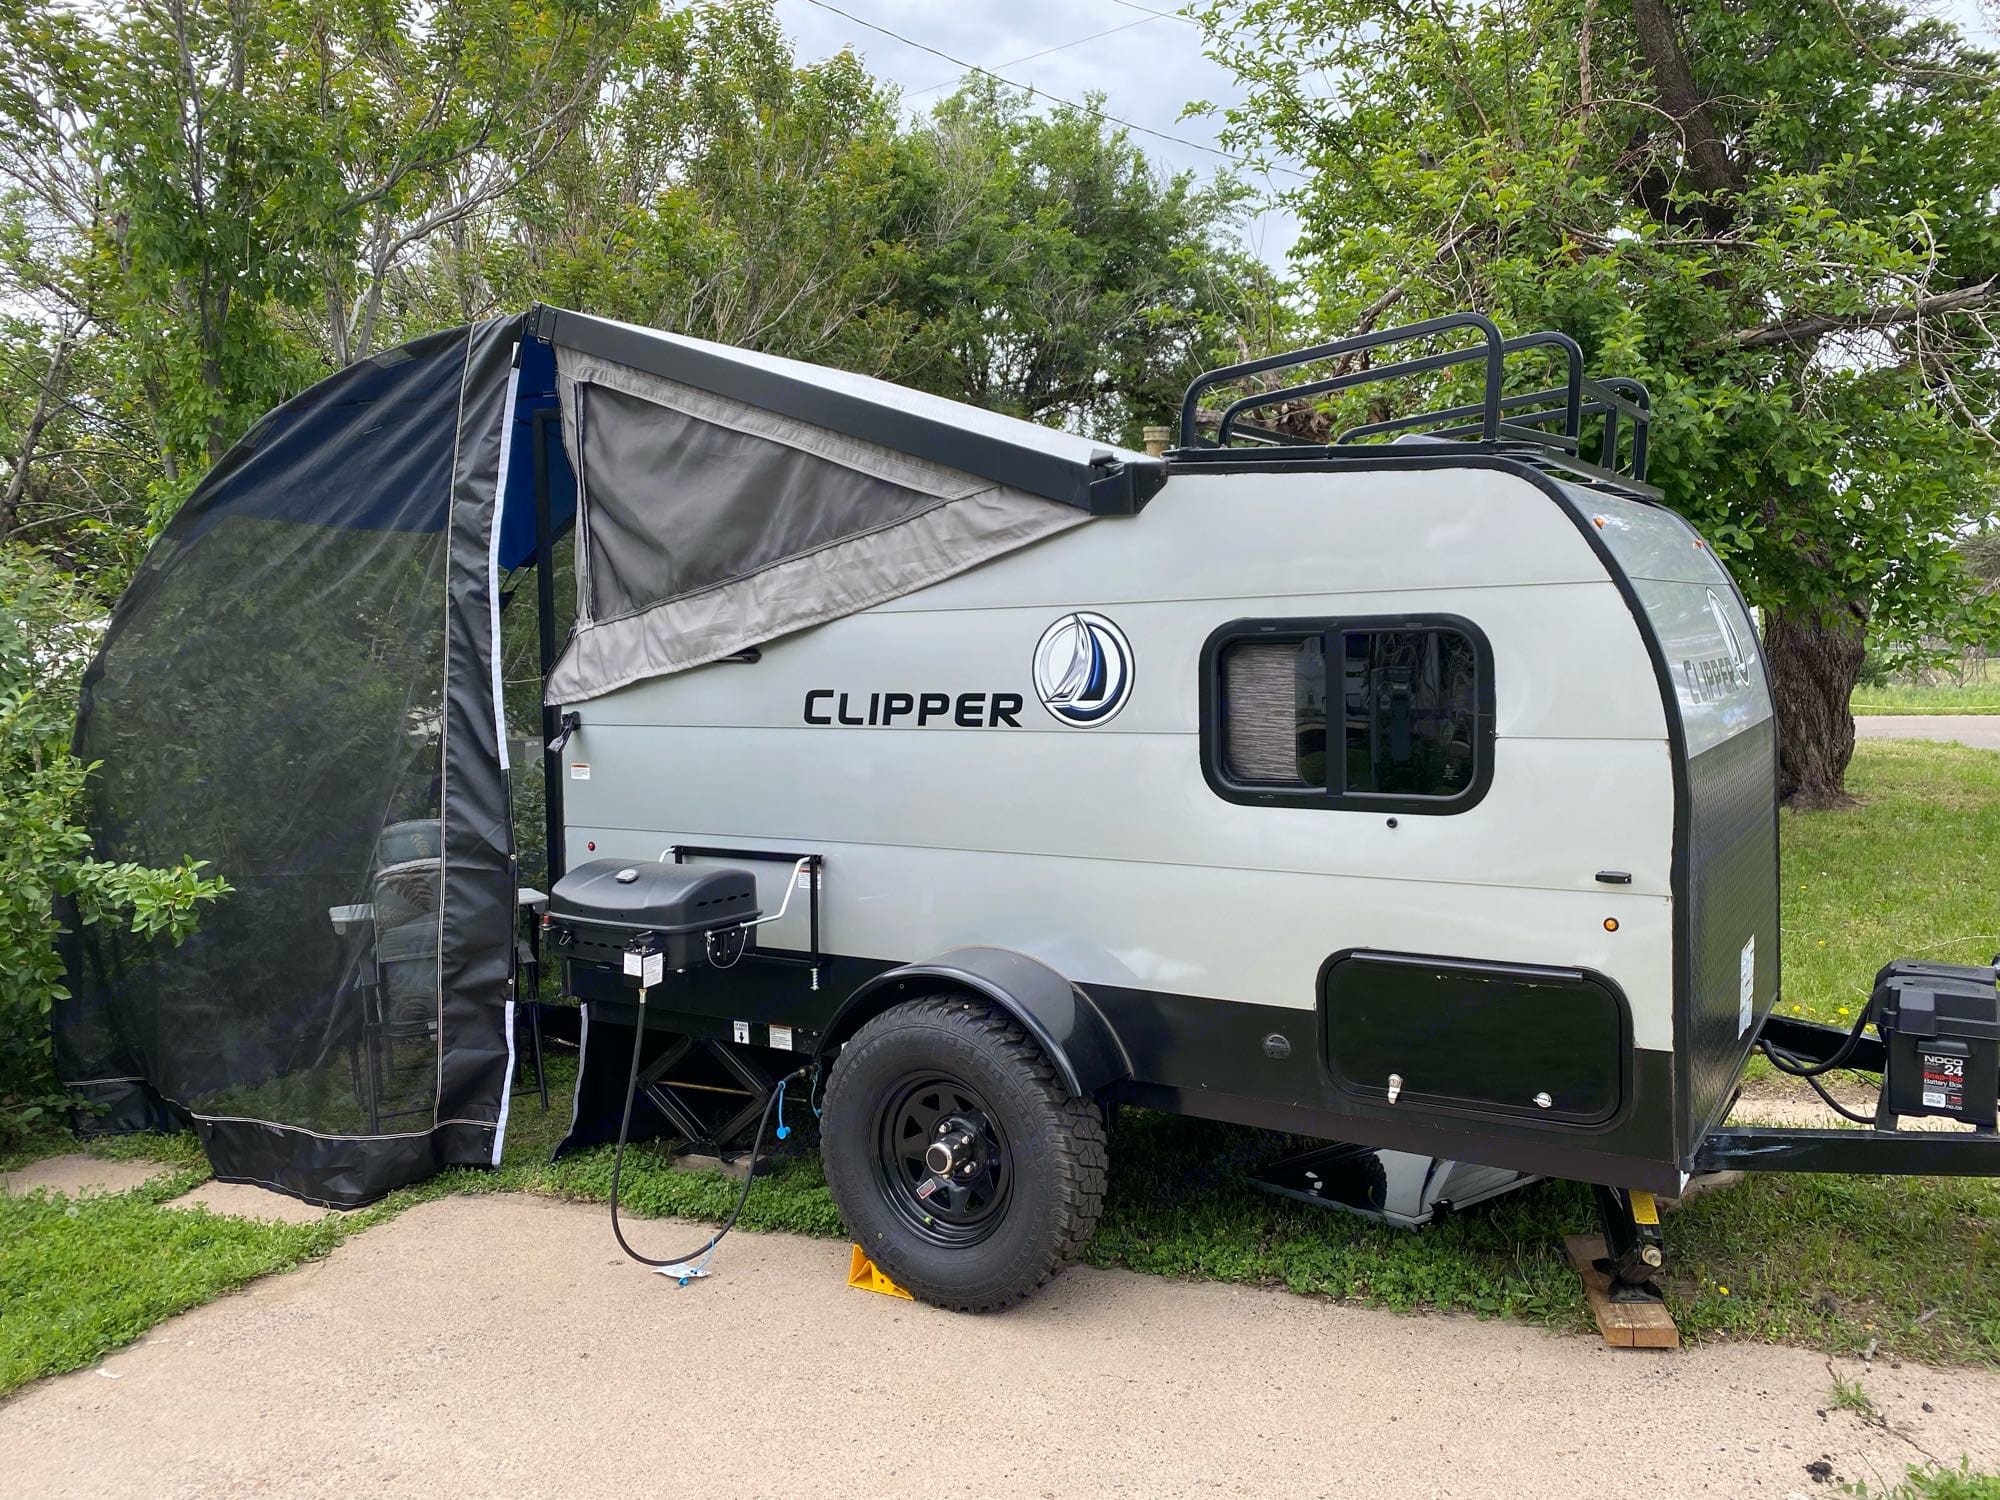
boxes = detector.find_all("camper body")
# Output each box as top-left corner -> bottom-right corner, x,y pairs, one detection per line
531,309 -> 1997,1311
556,449 -> 1775,1205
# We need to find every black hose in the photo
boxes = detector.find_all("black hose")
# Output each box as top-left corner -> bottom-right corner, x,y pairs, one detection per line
1760,995 -> 1876,1079
608,986 -> 809,1274
1796,1064 -> 1879,1125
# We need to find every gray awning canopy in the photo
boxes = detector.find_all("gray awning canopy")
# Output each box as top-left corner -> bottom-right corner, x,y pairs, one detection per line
534,308 -> 1166,705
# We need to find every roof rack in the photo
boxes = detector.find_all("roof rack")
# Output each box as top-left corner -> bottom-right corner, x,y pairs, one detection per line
1175,311 -> 1655,497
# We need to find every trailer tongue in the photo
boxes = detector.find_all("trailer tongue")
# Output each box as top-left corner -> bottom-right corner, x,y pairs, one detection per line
1696,957 -> 2000,1177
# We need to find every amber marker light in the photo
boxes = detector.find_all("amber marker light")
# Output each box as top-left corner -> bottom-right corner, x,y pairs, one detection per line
1603,917 -> 1620,932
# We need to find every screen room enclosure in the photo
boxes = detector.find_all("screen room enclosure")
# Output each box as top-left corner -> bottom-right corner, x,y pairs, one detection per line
56,307 -> 1120,1205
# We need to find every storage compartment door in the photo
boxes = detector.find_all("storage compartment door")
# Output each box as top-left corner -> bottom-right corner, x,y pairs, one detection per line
1323,951 -> 1628,1125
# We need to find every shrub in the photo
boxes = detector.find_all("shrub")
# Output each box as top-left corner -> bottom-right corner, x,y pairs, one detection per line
0,551 -> 229,1148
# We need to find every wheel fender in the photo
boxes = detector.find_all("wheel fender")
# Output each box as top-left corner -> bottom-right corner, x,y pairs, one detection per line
818,947 -> 1132,1098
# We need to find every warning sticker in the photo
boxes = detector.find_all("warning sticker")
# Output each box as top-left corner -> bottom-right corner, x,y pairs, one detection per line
1920,1051 -> 1966,1114
1738,936 -> 1756,1036
769,1024 -> 795,1052
569,762 -> 590,781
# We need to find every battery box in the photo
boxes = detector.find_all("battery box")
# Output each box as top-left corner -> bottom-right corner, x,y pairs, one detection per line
1871,959 -> 2000,1129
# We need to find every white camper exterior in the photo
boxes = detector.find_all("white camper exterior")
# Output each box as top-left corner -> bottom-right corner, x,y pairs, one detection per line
558,453 -> 1775,1188
530,307 -> 1801,1309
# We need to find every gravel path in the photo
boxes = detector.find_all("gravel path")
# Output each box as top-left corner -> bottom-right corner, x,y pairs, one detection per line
1854,715 -> 2000,749
4,1193 -> 1996,1500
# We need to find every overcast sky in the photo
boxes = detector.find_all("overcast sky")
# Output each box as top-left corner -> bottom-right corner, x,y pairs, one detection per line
771,0 -> 1998,276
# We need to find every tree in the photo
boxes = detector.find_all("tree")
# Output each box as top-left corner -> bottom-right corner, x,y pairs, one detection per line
884,80 -> 1273,442
0,0 -> 635,513
1,0 -> 1271,566
1197,0 -> 2000,805
483,1 -> 916,369
0,318 -> 158,577
0,1 -> 153,559
472,4 -> 1275,444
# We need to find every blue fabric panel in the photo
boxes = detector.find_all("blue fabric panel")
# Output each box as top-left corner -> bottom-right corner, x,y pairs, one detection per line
497,336 -> 577,570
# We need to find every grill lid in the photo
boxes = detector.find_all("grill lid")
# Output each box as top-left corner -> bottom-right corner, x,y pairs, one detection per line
546,858 -> 759,939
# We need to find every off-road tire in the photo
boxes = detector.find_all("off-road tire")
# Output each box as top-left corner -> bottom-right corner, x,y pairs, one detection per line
821,993 -> 1108,1312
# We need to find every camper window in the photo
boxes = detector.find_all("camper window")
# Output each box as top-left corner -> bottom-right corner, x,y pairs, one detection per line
1203,616 -> 1492,813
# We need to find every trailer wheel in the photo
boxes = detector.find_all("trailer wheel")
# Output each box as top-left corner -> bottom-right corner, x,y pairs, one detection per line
821,994 -> 1107,1312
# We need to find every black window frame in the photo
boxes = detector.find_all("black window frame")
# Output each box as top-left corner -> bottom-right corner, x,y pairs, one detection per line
1198,613 -> 1497,815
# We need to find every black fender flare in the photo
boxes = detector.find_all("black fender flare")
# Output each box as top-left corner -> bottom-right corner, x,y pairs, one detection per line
816,946 -> 1132,1098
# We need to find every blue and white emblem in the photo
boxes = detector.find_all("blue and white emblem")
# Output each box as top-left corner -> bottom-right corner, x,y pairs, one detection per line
1032,611 -> 1133,727
1706,588 -> 1753,687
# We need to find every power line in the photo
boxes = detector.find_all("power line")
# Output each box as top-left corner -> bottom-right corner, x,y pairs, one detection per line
904,14 -> 1165,100
1102,0 -> 1201,23
795,0 -> 1307,182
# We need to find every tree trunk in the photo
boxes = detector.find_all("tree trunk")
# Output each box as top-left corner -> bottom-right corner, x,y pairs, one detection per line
1629,0 -> 1743,200
1763,602 -> 1866,809
0,331 -> 75,541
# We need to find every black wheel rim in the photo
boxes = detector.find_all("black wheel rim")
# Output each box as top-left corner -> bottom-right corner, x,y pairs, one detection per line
872,1071 -> 1012,1246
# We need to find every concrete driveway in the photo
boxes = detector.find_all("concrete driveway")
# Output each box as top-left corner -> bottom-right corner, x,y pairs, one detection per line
1856,714 -> 2000,750
4,1194 -> 1996,1500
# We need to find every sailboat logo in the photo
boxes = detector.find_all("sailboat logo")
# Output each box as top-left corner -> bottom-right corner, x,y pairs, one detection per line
1032,612 -> 1134,726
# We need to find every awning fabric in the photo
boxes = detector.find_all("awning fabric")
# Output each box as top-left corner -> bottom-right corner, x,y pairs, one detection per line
546,346 -> 1093,703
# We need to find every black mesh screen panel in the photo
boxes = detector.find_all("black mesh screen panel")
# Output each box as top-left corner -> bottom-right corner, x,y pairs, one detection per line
55,320 -> 520,1206
578,385 -> 944,620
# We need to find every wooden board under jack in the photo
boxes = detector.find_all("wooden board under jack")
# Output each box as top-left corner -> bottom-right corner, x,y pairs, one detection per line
1565,1234 -> 1680,1350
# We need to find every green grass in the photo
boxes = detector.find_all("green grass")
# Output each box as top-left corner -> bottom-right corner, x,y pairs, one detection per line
6,742 -> 2000,1393
1847,1463 -> 2000,1499
1780,740 -> 2000,1025
0,1167 -> 336,1393
1830,1365 -> 1879,1416
0,1126 -> 479,1395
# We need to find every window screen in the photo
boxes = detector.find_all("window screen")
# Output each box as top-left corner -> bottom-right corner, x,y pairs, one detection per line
1205,617 -> 1491,813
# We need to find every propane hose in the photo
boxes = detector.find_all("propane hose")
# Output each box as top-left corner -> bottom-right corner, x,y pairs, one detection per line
608,981 -> 811,1282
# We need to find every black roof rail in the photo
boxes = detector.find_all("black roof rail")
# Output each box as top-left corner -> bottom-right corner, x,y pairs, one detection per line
1176,312 -> 1654,490
1180,312 -> 1505,450
1593,376 -> 1651,483
1236,330 -> 1583,451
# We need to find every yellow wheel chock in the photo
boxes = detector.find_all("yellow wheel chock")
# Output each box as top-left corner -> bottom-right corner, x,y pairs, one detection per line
846,1244 -> 914,1300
